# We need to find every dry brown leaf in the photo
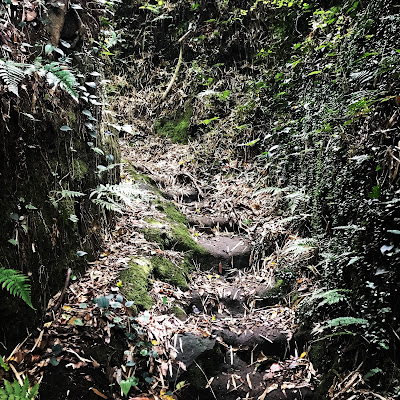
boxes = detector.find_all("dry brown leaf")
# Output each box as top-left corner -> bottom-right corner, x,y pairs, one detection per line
90,387 -> 108,399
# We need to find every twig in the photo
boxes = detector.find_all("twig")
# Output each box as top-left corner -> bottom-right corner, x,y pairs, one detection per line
53,267 -> 72,312
194,360 -> 217,400
161,28 -> 193,101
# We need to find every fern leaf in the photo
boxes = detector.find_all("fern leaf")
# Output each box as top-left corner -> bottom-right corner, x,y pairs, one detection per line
19,378 -> 29,398
0,59 -> 26,96
0,268 -> 33,308
12,380 -> 21,398
60,190 -> 85,198
92,198 -> 123,213
43,62 -> 78,102
4,380 -> 13,396
28,382 -> 40,400
310,288 -> 350,307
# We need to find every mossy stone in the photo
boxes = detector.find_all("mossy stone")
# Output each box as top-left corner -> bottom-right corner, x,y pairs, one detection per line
119,257 -> 154,310
154,107 -> 193,144
151,256 -> 189,288
156,200 -> 188,225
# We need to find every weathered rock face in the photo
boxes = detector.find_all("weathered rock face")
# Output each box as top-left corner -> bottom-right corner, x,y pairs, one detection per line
0,0 -> 119,347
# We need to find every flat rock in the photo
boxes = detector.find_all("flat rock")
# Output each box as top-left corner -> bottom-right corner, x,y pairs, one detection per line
198,235 -> 252,270
169,333 -> 216,380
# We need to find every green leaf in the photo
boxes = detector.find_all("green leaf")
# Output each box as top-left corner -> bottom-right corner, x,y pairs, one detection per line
52,344 -> 63,356
79,303 -> 88,309
73,318 -> 84,326
0,267 -> 33,308
308,70 -> 322,76
26,203 -> 37,210
176,381 -> 185,390
45,43 -> 55,54
69,214 -> 79,223
97,296 -> 109,309
92,147 -> 105,156
60,125 -> 73,131
0,355 -> 10,371
8,239 -> 18,246
50,357 -> 59,366
387,230 -> 400,234
76,250 -> 87,257
368,185 -> 381,199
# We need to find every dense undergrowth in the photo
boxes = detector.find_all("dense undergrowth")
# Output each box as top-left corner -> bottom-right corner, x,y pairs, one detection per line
110,0 -> 400,396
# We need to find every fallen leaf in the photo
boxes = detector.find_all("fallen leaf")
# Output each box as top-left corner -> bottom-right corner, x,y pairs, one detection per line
91,387 -> 108,398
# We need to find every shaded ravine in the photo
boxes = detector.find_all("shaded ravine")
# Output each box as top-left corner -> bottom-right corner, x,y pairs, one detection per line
10,137 -> 316,400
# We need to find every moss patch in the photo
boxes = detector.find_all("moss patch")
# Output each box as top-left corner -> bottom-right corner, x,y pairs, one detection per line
72,159 -> 88,181
156,200 -> 188,225
171,223 -> 207,255
172,305 -> 187,321
151,256 -> 190,288
119,257 -> 154,310
154,107 -> 193,144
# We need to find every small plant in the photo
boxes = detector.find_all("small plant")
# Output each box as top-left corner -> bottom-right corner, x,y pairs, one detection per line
0,377 -> 39,400
0,267 -> 33,308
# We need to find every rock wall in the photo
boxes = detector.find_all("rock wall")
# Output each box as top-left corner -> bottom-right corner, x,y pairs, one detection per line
0,0 -> 119,348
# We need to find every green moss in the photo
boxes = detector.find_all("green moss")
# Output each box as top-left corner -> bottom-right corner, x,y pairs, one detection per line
68,112 -> 77,123
156,200 -> 188,225
151,256 -> 190,288
154,107 -> 193,144
72,159 -> 88,181
142,227 -> 167,249
124,162 -> 164,197
119,257 -> 154,310
171,305 -> 187,321
171,223 -> 207,254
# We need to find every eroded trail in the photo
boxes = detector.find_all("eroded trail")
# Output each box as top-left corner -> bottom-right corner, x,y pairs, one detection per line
11,137 -> 316,400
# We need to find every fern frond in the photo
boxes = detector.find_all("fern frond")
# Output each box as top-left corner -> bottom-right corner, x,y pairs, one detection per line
283,237 -> 318,255
43,61 -> 78,102
60,190 -> 85,198
0,268 -> 33,308
91,198 -> 123,213
310,288 -> 350,307
313,316 -> 368,335
0,378 -> 39,400
254,186 -> 289,196
0,59 -> 26,96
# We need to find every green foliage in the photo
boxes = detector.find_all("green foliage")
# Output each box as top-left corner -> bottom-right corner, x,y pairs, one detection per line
90,183 -> 147,213
0,377 -> 39,399
119,376 -> 139,396
309,288 -> 350,308
313,316 -> 368,335
0,59 -> 26,96
0,355 -> 9,372
0,268 -> 33,308
41,61 -> 79,102
0,57 -> 78,101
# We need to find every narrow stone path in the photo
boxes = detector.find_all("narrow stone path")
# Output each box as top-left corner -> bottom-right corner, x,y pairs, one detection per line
11,136 -> 316,400
119,137 -> 316,399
